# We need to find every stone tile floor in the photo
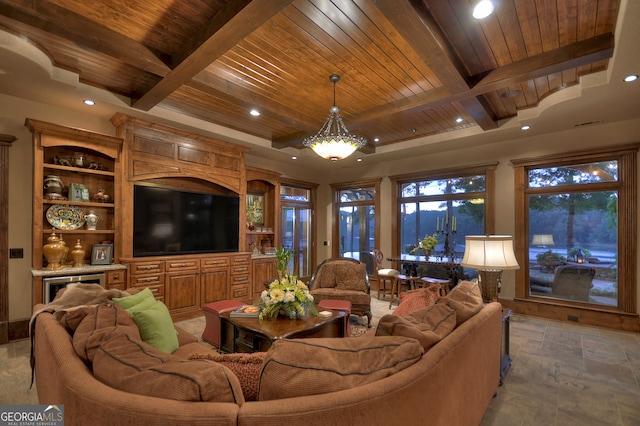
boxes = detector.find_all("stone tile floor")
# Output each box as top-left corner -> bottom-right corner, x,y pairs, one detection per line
2,307 -> 639,425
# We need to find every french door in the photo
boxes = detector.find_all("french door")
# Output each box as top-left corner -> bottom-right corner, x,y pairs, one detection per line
281,205 -> 312,279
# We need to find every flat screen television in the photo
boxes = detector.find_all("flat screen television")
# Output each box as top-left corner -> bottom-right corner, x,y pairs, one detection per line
133,184 -> 239,257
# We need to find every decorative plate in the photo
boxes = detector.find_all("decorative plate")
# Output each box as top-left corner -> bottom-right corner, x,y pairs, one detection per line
46,205 -> 86,230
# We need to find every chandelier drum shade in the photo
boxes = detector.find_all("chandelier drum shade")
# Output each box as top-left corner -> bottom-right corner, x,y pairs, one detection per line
461,235 -> 520,303
302,74 -> 367,161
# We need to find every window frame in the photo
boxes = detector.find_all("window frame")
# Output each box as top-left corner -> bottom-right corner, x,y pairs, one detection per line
390,163 -> 497,257
512,144 -> 638,318
330,179 -> 381,258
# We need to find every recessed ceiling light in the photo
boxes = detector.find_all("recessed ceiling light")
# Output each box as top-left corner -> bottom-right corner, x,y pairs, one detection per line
83,99 -> 95,106
455,117 -> 464,123
291,156 -> 297,160
472,1 -> 494,19
373,137 -> 380,142
521,125 -> 531,130
249,109 -> 260,116
356,158 -> 362,162
623,74 -> 638,82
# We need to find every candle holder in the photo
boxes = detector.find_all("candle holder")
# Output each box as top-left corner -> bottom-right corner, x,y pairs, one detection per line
436,214 -> 457,261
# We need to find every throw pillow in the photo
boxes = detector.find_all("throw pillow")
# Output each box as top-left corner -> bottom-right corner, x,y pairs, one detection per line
393,287 -> 438,317
188,351 -> 266,401
93,333 -> 244,404
335,263 -> 367,291
376,303 -> 456,351
123,296 -> 179,353
112,287 -> 154,309
72,303 -> 141,364
439,280 -> 483,326
257,336 -> 423,401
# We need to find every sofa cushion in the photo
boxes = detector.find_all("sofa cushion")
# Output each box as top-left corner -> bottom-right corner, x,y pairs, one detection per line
439,280 -> 483,326
188,350 -> 266,401
113,288 -> 179,353
257,336 -> 423,401
72,303 -> 141,364
335,263 -> 367,291
93,333 -> 245,404
376,303 -> 456,351
393,287 -> 439,317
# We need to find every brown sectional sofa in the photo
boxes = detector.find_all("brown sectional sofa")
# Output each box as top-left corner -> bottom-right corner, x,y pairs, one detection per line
32,300 -> 502,426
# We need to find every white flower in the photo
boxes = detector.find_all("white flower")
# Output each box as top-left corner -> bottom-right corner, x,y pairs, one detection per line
284,291 -> 296,302
269,288 -> 285,303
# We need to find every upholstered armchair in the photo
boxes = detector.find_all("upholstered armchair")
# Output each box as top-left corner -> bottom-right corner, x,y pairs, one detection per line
308,257 -> 372,327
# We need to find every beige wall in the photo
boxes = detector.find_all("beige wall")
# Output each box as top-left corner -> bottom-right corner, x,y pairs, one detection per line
3,92 -> 640,322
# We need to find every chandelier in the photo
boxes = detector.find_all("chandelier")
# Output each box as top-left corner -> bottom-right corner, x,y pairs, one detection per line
302,74 -> 367,161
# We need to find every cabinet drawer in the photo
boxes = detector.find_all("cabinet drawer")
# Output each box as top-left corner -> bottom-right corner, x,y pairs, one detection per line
231,274 -> 250,285
106,283 -> 126,291
166,259 -> 199,272
201,257 -> 229,268
230,285 -> 249,299
231,264 -> 250,274
107,270 -> 126,285
230,254 -> 251,266
130,274 -> 164,287
129,262 -> 164,275
144,285 -> 165,299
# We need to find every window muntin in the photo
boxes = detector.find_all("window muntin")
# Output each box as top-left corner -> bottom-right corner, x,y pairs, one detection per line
339,187 -> 375,202
281,185 -> 310,201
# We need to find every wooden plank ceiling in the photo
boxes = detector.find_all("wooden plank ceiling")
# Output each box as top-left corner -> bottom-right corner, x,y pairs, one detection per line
0,0 -> 619,154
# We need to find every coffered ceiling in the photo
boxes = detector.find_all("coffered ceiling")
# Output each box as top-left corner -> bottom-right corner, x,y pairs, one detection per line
0,0 -> 638,167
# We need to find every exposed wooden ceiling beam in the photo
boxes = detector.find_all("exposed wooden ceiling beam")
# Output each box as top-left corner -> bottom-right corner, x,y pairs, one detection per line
0,0 -> 171,76
372,0 -> 498,129
132,0 -> 293,111
372,0 -> 471,93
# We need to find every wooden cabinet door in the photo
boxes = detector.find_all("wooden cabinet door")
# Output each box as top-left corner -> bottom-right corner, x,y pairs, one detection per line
252,257 -> 277,296
165,271 -> 200,314
201,268 -> 229,305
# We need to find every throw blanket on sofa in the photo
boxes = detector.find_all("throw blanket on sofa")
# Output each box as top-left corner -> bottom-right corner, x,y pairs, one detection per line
29,283 -> 131,386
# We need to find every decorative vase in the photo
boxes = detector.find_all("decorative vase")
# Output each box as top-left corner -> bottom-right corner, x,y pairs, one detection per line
43,175 -> 64,199
42,230 -> 65,270
70,239 -> 85,267
58,234 -> 69,266
85,210 -> 99,230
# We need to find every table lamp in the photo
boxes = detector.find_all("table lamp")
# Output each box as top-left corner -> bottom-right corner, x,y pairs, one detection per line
531,234 -> 554,247
461,235 -> 520,303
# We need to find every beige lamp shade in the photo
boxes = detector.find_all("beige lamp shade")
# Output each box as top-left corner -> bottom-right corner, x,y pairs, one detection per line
461,235 -> 520,271
531,234 -> 554,246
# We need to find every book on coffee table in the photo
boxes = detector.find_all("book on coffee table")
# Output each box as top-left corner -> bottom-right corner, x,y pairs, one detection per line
229,305 -> 260,318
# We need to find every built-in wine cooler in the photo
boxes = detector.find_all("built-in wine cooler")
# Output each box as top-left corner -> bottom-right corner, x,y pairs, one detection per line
42,273 -> 106,303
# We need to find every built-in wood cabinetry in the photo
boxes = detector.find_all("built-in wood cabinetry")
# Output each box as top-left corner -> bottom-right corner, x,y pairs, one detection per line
122,253 -> 252,321
252,256 -> 277,297
27,118 -> 125,305
246,166 -> 281,253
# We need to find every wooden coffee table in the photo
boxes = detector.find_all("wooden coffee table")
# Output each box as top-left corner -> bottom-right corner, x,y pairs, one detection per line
219,309 -> 347,353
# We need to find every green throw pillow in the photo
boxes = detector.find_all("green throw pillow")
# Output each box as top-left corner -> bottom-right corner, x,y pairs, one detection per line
112,287 -> 154,309
115,294 -> 179,354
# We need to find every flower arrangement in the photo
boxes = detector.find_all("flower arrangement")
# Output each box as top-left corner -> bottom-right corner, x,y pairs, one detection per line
258,275 -> 318,320
275,247 -> 292,274
410,233 -> 439,254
